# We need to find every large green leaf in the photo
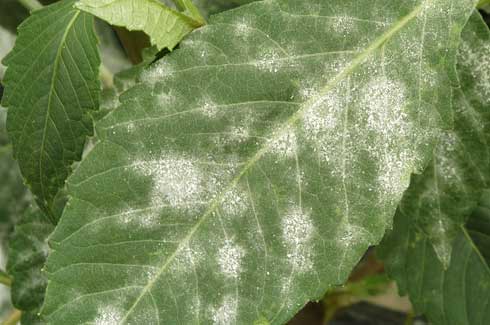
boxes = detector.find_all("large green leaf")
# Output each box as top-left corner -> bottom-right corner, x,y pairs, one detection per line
7,208 -> 54,324
76,0 -> 204,51
377,11 -> 490,323
1,0 -> 101,221
42,0 -> 476,324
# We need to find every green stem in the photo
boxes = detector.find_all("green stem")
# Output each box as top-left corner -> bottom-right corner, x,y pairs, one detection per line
17,0 -> 43,11
171,0 -> 206,25
0,270 -> 12,287
3,310 -> 21,325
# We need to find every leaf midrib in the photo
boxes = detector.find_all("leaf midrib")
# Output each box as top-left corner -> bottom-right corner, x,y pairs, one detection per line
116,2 -> 426,323
39,10 -> 80,221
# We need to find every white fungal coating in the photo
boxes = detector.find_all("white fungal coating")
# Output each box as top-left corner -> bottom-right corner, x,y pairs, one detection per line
267,127 -> 298,158
218,239 -> 245,278
134,156 -> 204,209
254,49 -> 283,73
94,306 -> 123,325
282,207 -> 314,272
211,295 -> 238,325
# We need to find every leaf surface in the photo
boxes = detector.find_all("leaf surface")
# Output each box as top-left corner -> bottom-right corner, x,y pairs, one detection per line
42,0 -> 476,324
7,208 -> 54,323
76,0 -> 204,51
1,0 -> 100,220
377,11 -> 490,323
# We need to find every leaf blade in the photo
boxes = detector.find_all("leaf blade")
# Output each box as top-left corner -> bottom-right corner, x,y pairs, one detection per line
1,0 -> 101,220
377,11 -> 490,323
75,0 -> 204,51
43,0 -> 477,324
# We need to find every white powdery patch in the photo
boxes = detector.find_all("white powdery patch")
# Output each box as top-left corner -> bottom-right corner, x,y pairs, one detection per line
94,305 -> 123,325
435,132 -> 459,183
217,239 -> 245,278
254,49 -> 283,73
361,77 -> 407,138
360,77 -> 417,197
331,16 -> 356,36
141,60 -> 175,84
118,208 -> 159,229
228,126 -> 250,143
459,40 -> 490,104
302,87 -> 345,163
171,243 -> 204,274
211,295 -> 238,325
133,156 -> 204,209
200,98 -> 219,118
220,188 -> 248,217
282,207 -> 314,272
267,127 -> 297,158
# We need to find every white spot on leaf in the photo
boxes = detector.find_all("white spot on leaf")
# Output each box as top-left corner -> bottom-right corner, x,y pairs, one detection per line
218,239 -> 245,278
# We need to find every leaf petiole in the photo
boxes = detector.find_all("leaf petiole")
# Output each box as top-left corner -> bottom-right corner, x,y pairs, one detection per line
0,269 -> 12,287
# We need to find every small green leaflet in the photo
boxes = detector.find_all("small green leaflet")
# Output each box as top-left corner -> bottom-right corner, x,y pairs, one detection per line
7,207 -> 54,324
42,0 -> 476,324
75,0 -> 205,51
1,0 -> 100,221
377,11 -> 490,324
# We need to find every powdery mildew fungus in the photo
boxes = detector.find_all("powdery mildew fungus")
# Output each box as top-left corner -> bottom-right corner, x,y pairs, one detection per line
218,239 -> 245,278
141,60 -> 175,84
267,127 -> 298,158
435,132 -> 459,183
220,188 -> 248,217
200,98 -> 220,118
94,305 -> 123,325
427,214 -> 455,268
460,40 -> 490,104
211,295 -> 238,325
301,87 -> 345,162
170,244 -> 204,274
133,156 -> 204,209
282,207 -> 314,272
360,77 -> 416,197
331,16 -> 357,36
254,49 -> 283,73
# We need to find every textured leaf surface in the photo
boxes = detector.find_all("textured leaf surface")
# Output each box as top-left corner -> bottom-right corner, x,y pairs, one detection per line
76,0 -> 204,51
7,208 -> 54,323
377,11 -> 490,324
0,108 -> 30,246
43,0 -> 476,324
1,0 -> 100,220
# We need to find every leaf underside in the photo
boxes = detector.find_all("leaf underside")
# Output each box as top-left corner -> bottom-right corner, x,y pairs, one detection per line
1,0 -> 100,221
75,0 -> 203,51
42,0 -> 476,324
377,11 -> 490,325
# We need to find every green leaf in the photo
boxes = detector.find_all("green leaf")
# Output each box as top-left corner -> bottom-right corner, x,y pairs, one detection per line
377,11 -> 490,323
172,0 -> 206,25
7,208 -> 54,323
191,0 -> 255,18
1,0 -> 101,221
42,0 -> 476,324
0,0 -> 58,32
75,0 -> 205,51
0,108 -> 31,245
379,191 -> 490,325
